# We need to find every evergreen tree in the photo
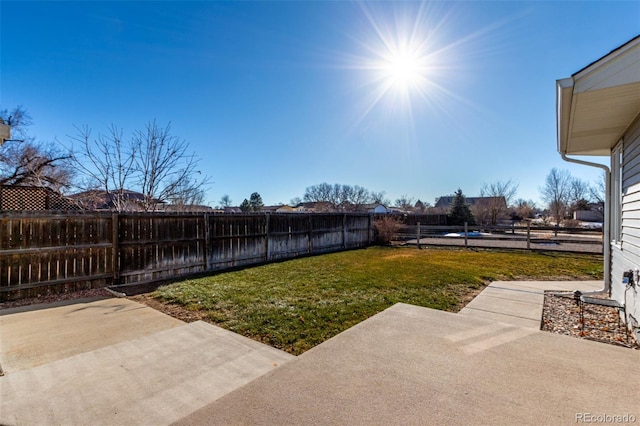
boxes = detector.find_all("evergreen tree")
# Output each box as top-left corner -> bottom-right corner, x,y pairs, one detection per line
249,192 -> 264,212
239,198 -> 251,212
448,189 -> 475,226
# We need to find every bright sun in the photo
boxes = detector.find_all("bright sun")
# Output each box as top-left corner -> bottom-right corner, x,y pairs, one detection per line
347,1 -> 466,125
347,1 -> 511,137
383,50 -> 423,90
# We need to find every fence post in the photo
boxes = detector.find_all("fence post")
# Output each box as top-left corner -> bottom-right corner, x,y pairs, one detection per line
527,221 -> 531,250
230,223 -> 235,266
265,213 -> 270,262
343,214 -> 347,249
203,213 -> 210,271
464,222 -> 468,249
112,212 -> 120,283
308,214 -> 313,254
417,222 -> 421,249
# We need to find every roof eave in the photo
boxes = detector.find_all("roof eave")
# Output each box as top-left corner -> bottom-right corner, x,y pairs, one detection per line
556,36 -> 640,157
556,78 -> 574,155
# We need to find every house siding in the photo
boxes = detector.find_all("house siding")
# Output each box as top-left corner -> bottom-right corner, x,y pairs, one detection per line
613,118 -> 640,329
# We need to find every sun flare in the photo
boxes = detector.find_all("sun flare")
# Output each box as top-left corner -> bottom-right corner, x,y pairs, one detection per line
380,49 -> 425,91
350,2 -> 444,118
342,1 -> 519,145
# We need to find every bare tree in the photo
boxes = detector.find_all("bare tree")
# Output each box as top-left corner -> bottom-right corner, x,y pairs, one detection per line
481,179 -> 518,205
512,199 -> 537,221
303,182 -> 389,211
371,190 -> 390,206
568,177 -> 591,213
303,182 -> 334,210
70,121 -> 210,212
343,185 -> 371,212
0,106 -> 73,192
0,105 -> 32,138
476,179 -> 518,225
541,168 -> 572,225
395,194 -> 415,211
219,194 -> 232,208
166,179 -> 206,210
133,121 -> 210,211
590,171 -> 606,204
0,141 -> 73,191
303,183 -> 344,211
69,125 -> 137,211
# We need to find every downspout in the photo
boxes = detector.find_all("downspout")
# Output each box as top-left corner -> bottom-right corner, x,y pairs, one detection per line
560,153 -> 611,295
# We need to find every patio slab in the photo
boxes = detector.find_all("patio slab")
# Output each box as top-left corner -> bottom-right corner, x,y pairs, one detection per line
2,280 -> 635,425
174,303 -> 640,426
0,318 -> 294,426
0,297 -> 183,373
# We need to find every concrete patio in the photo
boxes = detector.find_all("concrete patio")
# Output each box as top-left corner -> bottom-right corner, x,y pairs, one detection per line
1,281 -> 638,425
0,297 -> 294,425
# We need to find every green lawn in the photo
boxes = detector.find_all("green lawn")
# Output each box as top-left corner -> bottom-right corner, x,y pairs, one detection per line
151,247 -> 603,355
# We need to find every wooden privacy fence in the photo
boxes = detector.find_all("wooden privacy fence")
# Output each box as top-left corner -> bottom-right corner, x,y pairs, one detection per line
0,212 -> 373,301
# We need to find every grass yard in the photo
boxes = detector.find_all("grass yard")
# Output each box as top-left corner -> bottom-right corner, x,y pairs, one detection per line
149,246 -> 603,355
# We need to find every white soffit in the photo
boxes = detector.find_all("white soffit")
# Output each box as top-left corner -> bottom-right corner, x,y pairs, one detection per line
558,36 -> 640,156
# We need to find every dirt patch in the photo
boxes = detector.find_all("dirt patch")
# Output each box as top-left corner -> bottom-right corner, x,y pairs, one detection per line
0,288 -> 113,310
127,293 -> 208,323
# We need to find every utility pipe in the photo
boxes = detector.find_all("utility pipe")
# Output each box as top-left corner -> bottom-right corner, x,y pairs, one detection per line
560,153 -> 611,295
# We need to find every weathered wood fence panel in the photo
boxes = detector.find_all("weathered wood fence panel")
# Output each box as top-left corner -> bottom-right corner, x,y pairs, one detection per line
208,214 -> 267,271
118,214 -> 206,284
268,214 -> 310,260
344,215 -> 372,249
0,213 -> 114,299
1,212 -> 373,300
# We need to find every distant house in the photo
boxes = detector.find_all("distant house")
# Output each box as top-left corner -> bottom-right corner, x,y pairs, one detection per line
0,119 -> 10,143
573,202 -> 604,222
293,202 -> 334,213
223,206 -> 242,214
362,203 -> 391,214
261,205 -> 282,213
0,185 -> 80,211
573,210 -> 604,222
275,205 -> 296,213
556,35 -> 640,342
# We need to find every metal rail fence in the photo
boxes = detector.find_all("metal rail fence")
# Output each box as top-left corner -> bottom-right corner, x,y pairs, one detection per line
398,222 -> 603,254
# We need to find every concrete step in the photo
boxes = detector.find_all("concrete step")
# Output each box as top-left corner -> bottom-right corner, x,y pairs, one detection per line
0,320 -> 295,426
458,280 -> 604,330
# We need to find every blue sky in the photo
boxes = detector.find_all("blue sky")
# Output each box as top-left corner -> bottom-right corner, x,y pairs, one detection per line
1,1 -> 638,207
